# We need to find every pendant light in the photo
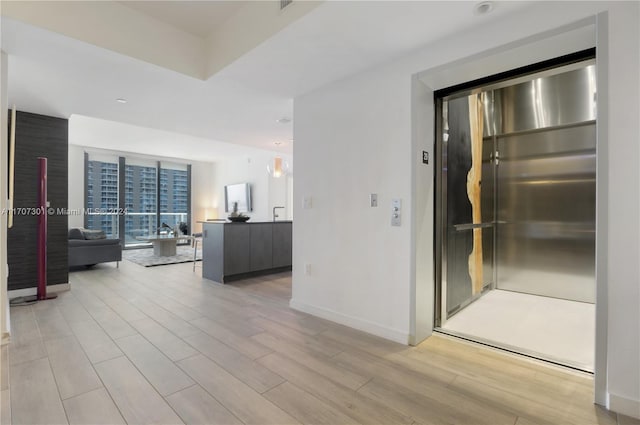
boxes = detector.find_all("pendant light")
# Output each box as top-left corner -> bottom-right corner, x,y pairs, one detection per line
267,156 -> 290,178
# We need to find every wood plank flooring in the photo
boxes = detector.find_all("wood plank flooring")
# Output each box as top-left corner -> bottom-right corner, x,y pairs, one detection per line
1,260 -> 635,425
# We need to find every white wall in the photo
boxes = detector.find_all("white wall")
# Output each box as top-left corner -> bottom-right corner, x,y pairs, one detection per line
68,144 -> 84,229
293,67 -> 413,342
603,3 -> 640,416
293,1 -> 639,417
191,161 -> 215,234
213,151 -> 292,222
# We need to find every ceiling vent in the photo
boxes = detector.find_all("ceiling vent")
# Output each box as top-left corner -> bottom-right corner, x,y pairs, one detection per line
280,0 -> 293,10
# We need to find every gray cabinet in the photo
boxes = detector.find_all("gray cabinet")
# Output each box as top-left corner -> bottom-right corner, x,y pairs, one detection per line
202,221 -> 291,283
250,224 -> 273,271
272,222 -> 293,268
223,224 -> 250,275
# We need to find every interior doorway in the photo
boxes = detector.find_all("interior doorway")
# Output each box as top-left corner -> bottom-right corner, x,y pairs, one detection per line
434,51 -> 597,372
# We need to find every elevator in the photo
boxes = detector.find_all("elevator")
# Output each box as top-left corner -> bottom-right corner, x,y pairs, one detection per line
434,52 -> 596,371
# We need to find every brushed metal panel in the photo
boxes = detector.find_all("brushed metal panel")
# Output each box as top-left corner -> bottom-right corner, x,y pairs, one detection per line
496,123 -> 596,302
485,64 -> 596,136
444,96 -> 473,314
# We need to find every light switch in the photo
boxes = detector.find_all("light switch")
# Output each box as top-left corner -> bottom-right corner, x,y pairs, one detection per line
370,193 -> 378,207
391,199 -> 401,226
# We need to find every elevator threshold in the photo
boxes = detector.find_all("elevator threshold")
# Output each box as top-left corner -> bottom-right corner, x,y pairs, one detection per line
437,290 -> 595,373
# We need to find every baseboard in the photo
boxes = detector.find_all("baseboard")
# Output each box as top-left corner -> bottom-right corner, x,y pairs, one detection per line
609,392 -> 640,419
8,283 -> 70,299
289,298 -> 410,344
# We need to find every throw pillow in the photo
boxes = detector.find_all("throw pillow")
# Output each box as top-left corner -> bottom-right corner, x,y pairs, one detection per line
82,229 -> 107,240
68,228 -> 85,240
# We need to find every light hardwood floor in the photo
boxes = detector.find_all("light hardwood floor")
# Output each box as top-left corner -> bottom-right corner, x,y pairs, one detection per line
1,260 -> 637,425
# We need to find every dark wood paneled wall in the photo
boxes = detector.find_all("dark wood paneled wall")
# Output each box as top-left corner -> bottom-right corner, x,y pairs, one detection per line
8,111 -> 68,291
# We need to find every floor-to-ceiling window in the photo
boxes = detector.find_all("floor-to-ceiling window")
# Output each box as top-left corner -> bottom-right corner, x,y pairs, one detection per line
85,153 -> 119,238
85,153 -> 191,248
125,159 -> 158,247
159,162 -> 189,233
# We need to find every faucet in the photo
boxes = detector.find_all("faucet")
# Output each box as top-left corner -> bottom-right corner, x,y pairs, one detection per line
273,206 -> 285,222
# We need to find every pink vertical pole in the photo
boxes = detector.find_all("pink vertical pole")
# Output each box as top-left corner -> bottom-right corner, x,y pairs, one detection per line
37,157 -> 47,301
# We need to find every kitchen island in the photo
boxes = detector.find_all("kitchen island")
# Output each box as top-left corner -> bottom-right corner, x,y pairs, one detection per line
199,221 -> 292,283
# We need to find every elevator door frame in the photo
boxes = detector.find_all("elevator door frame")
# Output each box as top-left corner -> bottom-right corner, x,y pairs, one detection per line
412,17 -> 608,404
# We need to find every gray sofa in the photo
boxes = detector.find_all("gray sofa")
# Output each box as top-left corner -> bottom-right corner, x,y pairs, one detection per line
68,228 -> 122,267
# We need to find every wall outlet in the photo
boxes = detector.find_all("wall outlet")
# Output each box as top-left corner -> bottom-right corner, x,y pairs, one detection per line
304,263 -> 311,275
370,193 -> 378,207
303,197 -> 313,209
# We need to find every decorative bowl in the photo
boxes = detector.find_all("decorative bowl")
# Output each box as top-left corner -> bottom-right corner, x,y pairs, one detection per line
228,216 -> 250,223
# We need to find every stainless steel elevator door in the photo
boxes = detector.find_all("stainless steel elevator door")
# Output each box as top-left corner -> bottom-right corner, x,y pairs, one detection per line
492,64 -> 597,303
496,123 -> 596,302
437,60 -> 597,325
443,95 -> 495,317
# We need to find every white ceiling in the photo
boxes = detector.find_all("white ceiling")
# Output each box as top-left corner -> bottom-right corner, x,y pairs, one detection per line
118,1 -> 247,38
69,115 -> 276,163
215,1 -> 534,97
1,1 -> 534,160
2,17 -> 295,155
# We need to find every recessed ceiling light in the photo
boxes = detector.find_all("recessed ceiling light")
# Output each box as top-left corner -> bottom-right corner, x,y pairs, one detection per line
276,117 -> 291,124
116,98 -> 127,104
474,1 -> 494,15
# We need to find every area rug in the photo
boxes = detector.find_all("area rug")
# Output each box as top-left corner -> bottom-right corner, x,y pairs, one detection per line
123,245 -> 202,267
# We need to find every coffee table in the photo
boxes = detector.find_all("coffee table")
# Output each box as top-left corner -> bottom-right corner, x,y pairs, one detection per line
136,234 -> 192,256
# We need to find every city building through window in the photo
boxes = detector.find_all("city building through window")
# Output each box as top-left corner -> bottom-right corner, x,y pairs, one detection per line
85,153 -> 191,248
